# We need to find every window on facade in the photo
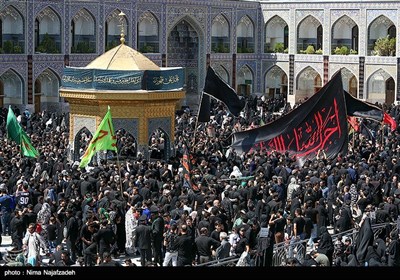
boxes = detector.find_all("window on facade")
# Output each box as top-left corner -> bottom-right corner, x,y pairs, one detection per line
331,16 -> 358,55
297,16 -> 321,54
265,16 -> 288,53
71,9 -> 96,53
138,12 -> 159,53
236,16 -> 254,53
0,6 -> 24,54
211,14 -> 230,53
368,16 -> 395,56
35,8 -> 61,54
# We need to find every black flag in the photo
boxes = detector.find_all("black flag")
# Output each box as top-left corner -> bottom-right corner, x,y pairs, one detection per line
345,90 -> 397,131
230,71 -> 348,160
197,93 -> 211,123
345,91 -> 383,122
202,66 -> 246,117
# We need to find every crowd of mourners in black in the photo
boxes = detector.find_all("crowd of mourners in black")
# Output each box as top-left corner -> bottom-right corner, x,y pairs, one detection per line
0,95 -> 399,267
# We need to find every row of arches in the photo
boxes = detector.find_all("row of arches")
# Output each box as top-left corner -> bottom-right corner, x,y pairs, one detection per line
0,66 -> 394,107
0,6 -> 159,54
0,68 -> 59,110
0,5 -> 396,55
267,14 -> 395,55
218,13 -> 395,56
214,65 -> 395,104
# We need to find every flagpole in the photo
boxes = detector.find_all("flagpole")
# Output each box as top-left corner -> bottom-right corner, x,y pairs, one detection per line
198,165 -> 211,187
115,150 -> 124,198
354,118 -> 357,149
192,91 -> 205,153
20,132 -> 23,158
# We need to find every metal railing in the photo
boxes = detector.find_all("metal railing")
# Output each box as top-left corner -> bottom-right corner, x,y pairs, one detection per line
196,222 -> 396,267
271,222 -> 395,267
195,255 -> 239,267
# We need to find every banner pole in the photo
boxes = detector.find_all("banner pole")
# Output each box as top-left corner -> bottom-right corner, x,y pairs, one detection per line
192,91 -> 205,153
116,151 -> 124,198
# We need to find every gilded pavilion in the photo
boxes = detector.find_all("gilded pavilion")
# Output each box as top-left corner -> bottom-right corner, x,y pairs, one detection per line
60,32 -> 185,161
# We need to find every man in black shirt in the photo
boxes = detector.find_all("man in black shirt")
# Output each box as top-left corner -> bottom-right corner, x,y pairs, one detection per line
134,214 -> 152,266
194,227 -> 220,264
293,208 -> 306,240
151,207 -> 164,266
176,224 -> 194,266
163,223 -> 178,266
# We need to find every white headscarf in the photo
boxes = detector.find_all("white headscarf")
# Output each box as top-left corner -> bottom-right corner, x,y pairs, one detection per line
230,166 -> 242,178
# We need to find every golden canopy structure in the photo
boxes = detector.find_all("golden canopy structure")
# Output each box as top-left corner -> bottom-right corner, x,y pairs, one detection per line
60,38 -> 185,162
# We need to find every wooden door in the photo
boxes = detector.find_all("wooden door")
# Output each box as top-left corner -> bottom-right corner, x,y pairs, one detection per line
386,77 -> 395,105
34,94 -> 41,112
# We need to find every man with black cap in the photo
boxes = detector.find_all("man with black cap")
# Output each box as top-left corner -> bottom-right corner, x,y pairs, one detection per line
135,214 -> 152,266
150,205 -> 164,266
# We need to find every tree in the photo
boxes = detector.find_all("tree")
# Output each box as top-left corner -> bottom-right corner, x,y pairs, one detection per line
3,40 -> 13,53
305,45 -> 315,54
334,45 -> 349,55
274,42 -> 284,53
373,35 -> 396,56
37,33 -> 59,53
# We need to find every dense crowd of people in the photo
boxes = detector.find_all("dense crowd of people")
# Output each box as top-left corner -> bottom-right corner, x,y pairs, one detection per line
0,95 -> 399,267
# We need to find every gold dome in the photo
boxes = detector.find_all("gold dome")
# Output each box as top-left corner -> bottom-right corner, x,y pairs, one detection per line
85,44 -> 160,71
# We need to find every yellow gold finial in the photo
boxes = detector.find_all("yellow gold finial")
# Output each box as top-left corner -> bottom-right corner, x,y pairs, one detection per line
118,11 -> 126,45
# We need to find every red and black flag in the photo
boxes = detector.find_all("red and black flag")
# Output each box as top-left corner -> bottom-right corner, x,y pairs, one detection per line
345,90 -> 397,131
182,146 -> 194,189
230,71 -> 348,160
347,116 -> 360,133
384,112 -> 397,131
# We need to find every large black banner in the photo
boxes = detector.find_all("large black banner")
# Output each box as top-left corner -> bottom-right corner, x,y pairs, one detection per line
230,71 -> 348,160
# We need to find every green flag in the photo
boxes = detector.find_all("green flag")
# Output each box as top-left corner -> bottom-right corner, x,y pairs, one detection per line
21,129 -> 39,158
79,106 -> 117,168
6,106 -> 39,158
6,105 -> 22,144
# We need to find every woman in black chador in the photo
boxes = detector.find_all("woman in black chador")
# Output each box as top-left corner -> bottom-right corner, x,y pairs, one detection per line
316,226 -> 334,266
355,214 -> 374,265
